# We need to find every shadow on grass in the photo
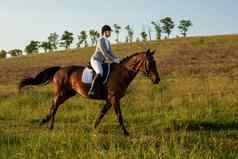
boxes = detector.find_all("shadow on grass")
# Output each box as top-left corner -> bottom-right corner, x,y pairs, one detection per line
172,120 -> 238,131
0,133 -> 24,146
30,118 -> 42,124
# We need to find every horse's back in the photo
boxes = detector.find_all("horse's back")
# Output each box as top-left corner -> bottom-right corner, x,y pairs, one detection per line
53,65 -> 85,83
53,63 -> 118,99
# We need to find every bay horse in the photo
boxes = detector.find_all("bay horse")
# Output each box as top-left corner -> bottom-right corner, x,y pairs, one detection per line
19,49 -> 160,135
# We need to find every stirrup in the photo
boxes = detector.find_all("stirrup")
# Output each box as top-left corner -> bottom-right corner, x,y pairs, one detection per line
88,88 -> 95,96
88,74 -> 101,96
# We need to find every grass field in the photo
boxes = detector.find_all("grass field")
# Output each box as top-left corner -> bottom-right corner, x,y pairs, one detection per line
0,35 -> 238,159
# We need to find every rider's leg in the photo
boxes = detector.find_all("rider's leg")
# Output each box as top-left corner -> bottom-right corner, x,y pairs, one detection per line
88,74 -> 101,95
88,59 -> 103,95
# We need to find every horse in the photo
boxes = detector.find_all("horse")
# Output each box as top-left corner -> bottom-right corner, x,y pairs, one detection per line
19,49 -> 160,136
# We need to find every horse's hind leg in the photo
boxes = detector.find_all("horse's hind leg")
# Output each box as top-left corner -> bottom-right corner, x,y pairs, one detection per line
40,101 -> 55,126
40,89 -> 75,129
50,90 -> 76,129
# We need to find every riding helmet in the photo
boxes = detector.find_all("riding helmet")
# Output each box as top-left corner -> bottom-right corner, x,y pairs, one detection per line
101,25 -> 113,34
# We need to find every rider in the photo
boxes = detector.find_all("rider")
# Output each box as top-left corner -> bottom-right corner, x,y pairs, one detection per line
88,25 -> 120,95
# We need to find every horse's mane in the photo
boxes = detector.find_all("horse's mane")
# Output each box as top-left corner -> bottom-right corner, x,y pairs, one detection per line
120,52 -> 143,63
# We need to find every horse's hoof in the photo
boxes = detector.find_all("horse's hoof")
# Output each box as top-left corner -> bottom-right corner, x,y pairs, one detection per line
39,119 -> 46,126
124,131 -> 130,136
49,126 -> 54,130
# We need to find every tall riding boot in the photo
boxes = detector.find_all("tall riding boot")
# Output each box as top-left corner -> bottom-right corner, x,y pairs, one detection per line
88,74 -> 101,96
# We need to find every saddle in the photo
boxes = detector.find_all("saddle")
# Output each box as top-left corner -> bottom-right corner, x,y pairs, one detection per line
81,63 -> 111,85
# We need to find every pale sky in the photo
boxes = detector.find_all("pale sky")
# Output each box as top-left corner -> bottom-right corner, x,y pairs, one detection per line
0,0 -> 237,50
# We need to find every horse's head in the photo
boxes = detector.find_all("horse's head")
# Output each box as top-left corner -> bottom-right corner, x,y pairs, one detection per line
121,49 -> 160,84
140,49 -> 160,84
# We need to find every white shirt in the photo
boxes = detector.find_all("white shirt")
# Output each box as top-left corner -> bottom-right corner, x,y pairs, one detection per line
101,36 -> 119,63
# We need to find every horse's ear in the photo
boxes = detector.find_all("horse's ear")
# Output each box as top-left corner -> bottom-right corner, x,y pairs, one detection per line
146,49 -> 151,56
151,50 -> 156,55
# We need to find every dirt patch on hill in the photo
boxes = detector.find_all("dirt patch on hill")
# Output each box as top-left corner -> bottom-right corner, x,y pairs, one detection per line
159,43 -> 238,78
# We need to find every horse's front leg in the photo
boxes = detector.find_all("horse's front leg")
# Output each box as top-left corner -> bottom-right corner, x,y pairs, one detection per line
111,96 -> 129,136
94,101 -> 112,129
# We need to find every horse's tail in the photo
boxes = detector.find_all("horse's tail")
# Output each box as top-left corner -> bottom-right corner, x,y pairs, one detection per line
19,66 -> 61,91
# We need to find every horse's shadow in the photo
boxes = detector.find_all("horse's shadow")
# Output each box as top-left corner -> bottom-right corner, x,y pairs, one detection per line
173,120 -> 238,131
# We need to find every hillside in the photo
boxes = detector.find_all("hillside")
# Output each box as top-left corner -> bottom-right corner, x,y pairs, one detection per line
0,35 -> 238,158
0,35 -> 238,83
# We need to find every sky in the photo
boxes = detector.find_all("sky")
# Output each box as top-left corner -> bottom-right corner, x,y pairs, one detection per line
0,0 -> 237,50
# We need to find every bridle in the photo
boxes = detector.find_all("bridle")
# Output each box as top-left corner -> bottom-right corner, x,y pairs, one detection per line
141,57 -> 153,78
123,53 -> 153,77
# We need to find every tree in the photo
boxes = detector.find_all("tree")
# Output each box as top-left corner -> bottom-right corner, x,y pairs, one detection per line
77,31 -> 88,48
160,17 -> 175,38
9,49 -> 23,56
147,27 -> 152,41
95,31 -> 100,41
0,50 -> 7,58
151,21 -> 162,40
113,24 -> 121,43
48,32 -> 59,51
89,30 -> 100,46
178,20 -> 192,37
140,31 -> 148,42
40,41 -> 52,53
25,40 -> 40,54
125,36 -> 129,43
60,31 -> 74,49
124,25 -> 134,43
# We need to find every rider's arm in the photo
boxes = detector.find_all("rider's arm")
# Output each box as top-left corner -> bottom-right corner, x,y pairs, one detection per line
108,43 -> 118,60
98,38 -> 117,61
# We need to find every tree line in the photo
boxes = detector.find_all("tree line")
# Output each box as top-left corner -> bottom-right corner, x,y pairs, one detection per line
0,17 -> 192,58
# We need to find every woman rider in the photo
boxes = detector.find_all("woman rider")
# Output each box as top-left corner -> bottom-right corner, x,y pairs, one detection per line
88,25 -> 120,95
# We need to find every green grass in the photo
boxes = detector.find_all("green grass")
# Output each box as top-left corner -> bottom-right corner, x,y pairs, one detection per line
0,35 -> 238,158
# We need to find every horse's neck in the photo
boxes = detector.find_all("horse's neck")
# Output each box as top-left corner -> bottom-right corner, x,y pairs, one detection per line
120,55 -> 141,84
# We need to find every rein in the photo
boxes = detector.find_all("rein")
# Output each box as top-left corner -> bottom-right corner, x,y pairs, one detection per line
120,54 -> 149,75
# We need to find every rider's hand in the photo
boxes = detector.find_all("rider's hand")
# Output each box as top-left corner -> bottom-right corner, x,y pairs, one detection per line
113,58 -> 120,64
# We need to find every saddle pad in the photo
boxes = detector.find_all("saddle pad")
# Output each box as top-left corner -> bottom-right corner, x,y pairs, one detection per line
81,63 -> 111,84
81,67 -> 94,84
